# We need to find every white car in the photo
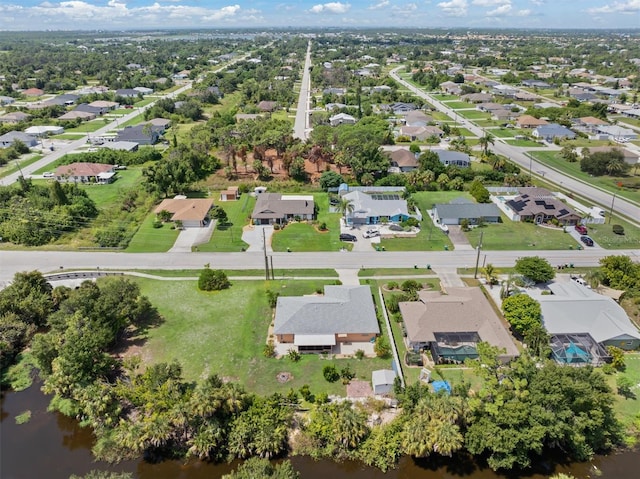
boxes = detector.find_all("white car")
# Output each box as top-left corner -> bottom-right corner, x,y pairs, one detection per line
43,172 -> 55,178
363,229 -> 380,238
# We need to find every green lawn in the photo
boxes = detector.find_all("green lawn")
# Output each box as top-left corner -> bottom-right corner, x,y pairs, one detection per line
121,269 -> 339,278
133,278 -> 391,396
456,110 -> 490,120
608,353 -> 640,425
432,94 -> 458,101
51,133 -> 86,140
445,101 -> 475,110
581,219 -> 640,250
431,111 -> 453,121
489,128 -> 519,138
0,154 -> 43,179
529,150 -> 640,205
466,214 -> 580,250
271,222 -> 341,252
66,120 -> 106,133
125,212 -> 180,253
80,169 -> 143,208
475,119 -> 503,127
196,195 -> 254,252
506,139 -> 544,147
454,127 -> 476,138
359,267 -> 438,277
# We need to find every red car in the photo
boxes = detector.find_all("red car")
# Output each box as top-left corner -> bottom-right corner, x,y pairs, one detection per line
575,225 -> 588,235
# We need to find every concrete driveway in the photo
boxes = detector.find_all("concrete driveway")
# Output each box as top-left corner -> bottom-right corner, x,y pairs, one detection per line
242,225 -> 274,252
447,225 -> 474,251
169,221 -> 215,253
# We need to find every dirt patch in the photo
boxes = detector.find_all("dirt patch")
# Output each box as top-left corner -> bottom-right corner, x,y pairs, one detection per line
276,372 -> 293,383
346,380 -> 373,398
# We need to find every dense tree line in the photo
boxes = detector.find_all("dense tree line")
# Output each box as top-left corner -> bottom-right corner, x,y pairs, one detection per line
0,178 -> 98,246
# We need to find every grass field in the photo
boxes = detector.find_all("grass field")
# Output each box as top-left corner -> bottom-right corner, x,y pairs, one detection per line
125,212 -> 180,253
529,150 -> 640,205
80,169 -> 143,208
132,278 -> 391,395
465,214 -> 580,250
608,353 -> 640,425
0,154 -> 43,178
445,101 -> 474,110
581,218 -> 640,250
125,269 -> 339,278
431,111 -> 453,121
456,110 -> 491,120
489,128 -> 518,138
454,127 -> 476,137
432,94 -> 458,101
196,194 -> 254,252
66,120 -> 106,133
506,139 -> 544,147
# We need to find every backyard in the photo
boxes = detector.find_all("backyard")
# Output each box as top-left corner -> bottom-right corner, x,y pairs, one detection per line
131,278 -> 392,396
195,193 -> 255,252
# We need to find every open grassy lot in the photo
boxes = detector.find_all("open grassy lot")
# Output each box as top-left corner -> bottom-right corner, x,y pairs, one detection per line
506,139 -> 544,147
126,268 -> 339,278
489,127 -> 518,138
118,113 -> 145,128
608,353 -> 640,425
457,110 -> 491,120
196,194 -> 254,252
431,111 -> 453,122
66,120 -> 106,133
80,169 -> 143,208
125,212 -> 180,253
432,94 -> 458,101
271,193 -> 343,252
445,101 -> 475,110
51,133 -> 86,140
0,154 -> 43,178
359,267 -> 438,277
133,278 -> 391,395
581,218 -> 640,250
529,150 -> 640,205
454,127 -> 476,137
475,119 -> 502,128
465,214 -> 580,250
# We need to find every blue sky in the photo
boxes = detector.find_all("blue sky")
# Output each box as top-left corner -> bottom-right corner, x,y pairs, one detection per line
0,1 -> 638,31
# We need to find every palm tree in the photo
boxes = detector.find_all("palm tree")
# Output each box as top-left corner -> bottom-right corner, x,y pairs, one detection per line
337,197 -> 354,224
479,133 -> 495,156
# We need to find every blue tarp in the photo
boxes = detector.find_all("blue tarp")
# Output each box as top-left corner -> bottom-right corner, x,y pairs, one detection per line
432,380 -> 452,394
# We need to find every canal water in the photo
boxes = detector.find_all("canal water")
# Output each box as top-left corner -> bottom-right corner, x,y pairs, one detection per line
1,382 -> 637,479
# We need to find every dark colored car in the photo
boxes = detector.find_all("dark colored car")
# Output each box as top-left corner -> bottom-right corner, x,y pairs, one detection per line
575,224 -> 588,235
580,235 -> 594,247
339,233 -> 357,242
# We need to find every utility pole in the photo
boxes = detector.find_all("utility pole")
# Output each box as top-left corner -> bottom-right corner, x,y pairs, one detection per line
608,192 -> 617,224
263,228 -> 269,280
474,231 -> 484,279
270,256 -> 275,280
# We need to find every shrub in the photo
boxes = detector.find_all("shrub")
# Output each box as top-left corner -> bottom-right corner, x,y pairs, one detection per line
401,217 -> 420,228
607,346 -> 626,371
612,224 -> 625,235
198,266 -> 230,291
152,220 -> 163,229
299,384 -> 314,402
386,281 -> 399,290
323,364 -> 340,382
401,279 -> 422,294
355,349 -> 365,360
319,222 -> 327,231
273,224 -> 281,230
288,349 -> 301,362
315,392 -> 329,404
374,336 -> 392,359
340,366 -> 356,384
263,340 -> 275,358
266,289 -> 280,308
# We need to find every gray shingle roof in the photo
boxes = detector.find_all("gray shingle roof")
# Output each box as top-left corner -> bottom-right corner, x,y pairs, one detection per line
343,190 -> 410,219
252,193 -> 314,220
274,285 -> 379,336
435,202 -> 501,220
540,282 -> 640,343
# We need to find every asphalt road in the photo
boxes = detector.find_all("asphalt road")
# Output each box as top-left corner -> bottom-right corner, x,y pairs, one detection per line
2,249 -> 639,284
389,67 -> 640,227
293,40 -> 312,141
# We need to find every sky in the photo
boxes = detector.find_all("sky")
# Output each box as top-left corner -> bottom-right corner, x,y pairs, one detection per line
0,0 -> 638,31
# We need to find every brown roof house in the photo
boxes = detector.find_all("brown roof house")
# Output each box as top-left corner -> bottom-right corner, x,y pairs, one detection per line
154,197 -> 214,228
516,115 -> 549,128
399,287 -> 519,363
220,186 -> 240,201
257,100 -> 278,112
505,187 -> 581,226
54,162 -> 116,184
387,148 -> 419,172
251,193 -> 315,225
273,285 -> 379,354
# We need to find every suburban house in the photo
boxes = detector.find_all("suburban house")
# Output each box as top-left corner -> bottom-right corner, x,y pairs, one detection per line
404,110 -> 433,127
504,187 -> 581,225
251,193 -> 315,225
24,125 -> 64,137
399,125 -> 443,141
583,146 -> 639,166
341,189 -> 413,226
399,287 -> 519,363
390,102 -> 416,114
372,370 -> 397,395
115,88 -> 141,98
516,115 -> 549,129
102,141 -> 139,152
0,131 -> 38,148
0,112 -> 31,123
0,95 -> 16,106
434,149 -> 471,167
433,198 -> 501,226
386,148 -> 419,172
400,125 -> 444,141
572,116 -> 609,134
58,110 -> 96,121
440,81 -> 463,95
273,285 -> 380,354
461,93 -> 493,103
154,197 -> 214,228
539,281 -> 640,353
532,124 -> 577,141
220,186 -> 240,201
88,100 -> 119,111
115,125 -> 163,145
593,125 -> 637,141
329,113 -> 356,126
54,162 -> 117,184
257,100 -> 278,112
22,88 -> 44,97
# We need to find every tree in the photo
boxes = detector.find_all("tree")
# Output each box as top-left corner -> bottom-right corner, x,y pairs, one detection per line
336,197 -> 354,223
198,266 -> 230,291
502,294 -> 542,337
560,145 -> 578,162
319,171 -> 343,190
607,346 -> 626,371
374,335 -> 392,359
478,133 -> 495,156
514,256 -> 555,283
469,178 -> 490,203
223,457 -> 299,479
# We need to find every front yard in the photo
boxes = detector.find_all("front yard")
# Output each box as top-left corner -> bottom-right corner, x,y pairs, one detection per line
195,194 -> 254,252
132,278 -> 392,396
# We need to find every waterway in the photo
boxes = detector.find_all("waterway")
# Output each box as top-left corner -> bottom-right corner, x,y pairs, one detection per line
1,383 -> 637,479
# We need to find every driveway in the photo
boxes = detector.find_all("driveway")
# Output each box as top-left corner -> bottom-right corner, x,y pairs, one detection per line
169,221 -> 215,253
242,224 -> 274,252
447,225 -> 474,251
340,221 -> 375,252
564,225 -> 602,250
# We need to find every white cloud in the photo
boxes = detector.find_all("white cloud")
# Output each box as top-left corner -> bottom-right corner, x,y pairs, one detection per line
530,0 -> 545,5
310,2 -> 351,13
437,0 -> 468,16
368,0 -> 390,9
472,0 -> 508,6
392,2 -> 418,13
487,3 -> 512,15
587,0 -> 640,14
515,8 -> 532,16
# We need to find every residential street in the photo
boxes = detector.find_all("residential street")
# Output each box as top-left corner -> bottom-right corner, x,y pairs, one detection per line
2,248 -> 639,284
389,68 -> 640,227
293,40 -> 312,141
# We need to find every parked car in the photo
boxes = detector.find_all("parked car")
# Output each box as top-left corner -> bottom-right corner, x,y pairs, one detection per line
339,233 -> 357,242
575,224 -> 588,235
363,229 -> 380,239
580,235 -> 594,247
43,172 -> 54,178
